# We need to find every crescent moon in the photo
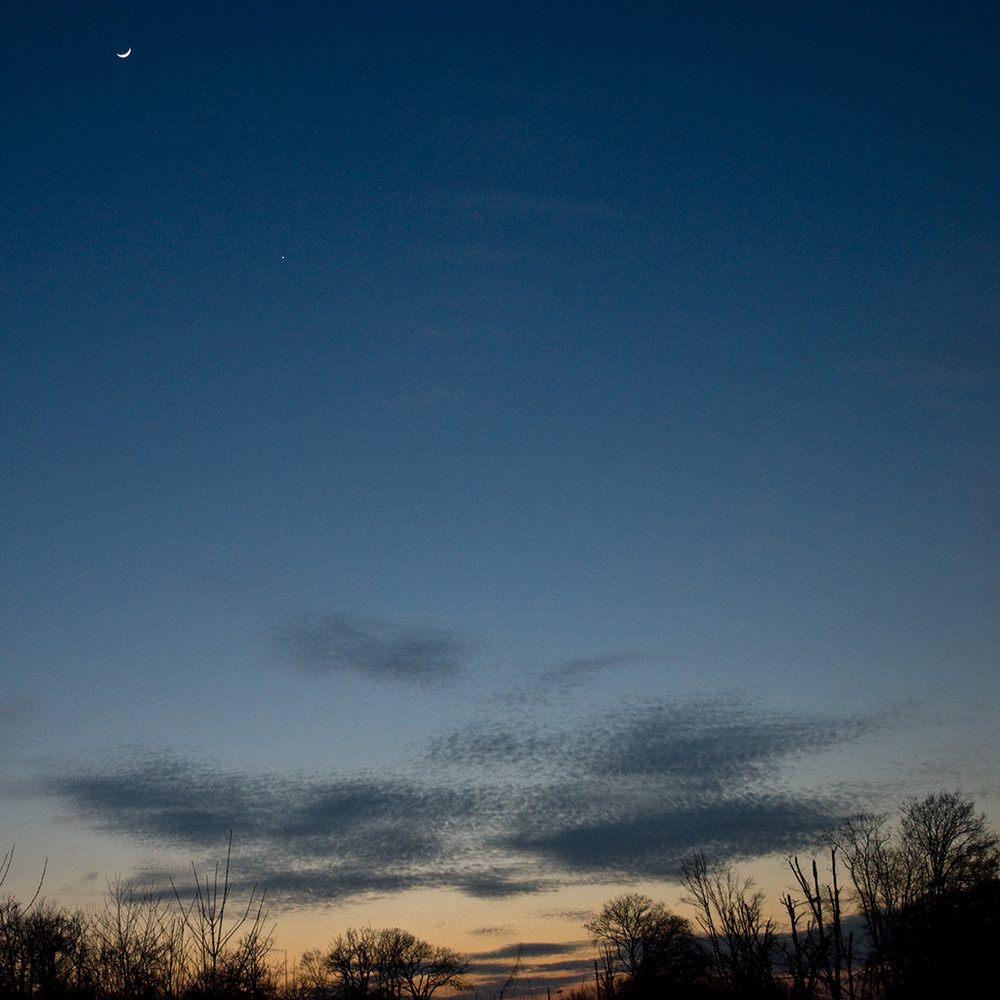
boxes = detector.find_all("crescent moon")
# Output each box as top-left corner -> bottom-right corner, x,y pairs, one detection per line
116,47 -> 131,58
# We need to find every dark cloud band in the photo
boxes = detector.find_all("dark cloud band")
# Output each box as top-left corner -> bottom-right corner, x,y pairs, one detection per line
46,697 -> 881,902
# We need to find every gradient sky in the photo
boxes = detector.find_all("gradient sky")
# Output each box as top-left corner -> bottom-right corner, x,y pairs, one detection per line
2,0 -> 998,987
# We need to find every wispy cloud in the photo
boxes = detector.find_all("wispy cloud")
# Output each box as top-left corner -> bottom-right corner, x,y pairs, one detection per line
50,755 -> 506,901
271,612 -> 473,685
469,941 -> 591,978
540,654 -> 643,689
426,698 -> 876,789
45,698 -> 883,903
474,942 -> 580,961
502,795 -> 844,876
53,756 -> 473,861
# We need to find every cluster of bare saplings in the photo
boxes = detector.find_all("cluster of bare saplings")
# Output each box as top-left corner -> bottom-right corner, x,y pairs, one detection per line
2,791 -> 999,999
0,836 -> 469,1000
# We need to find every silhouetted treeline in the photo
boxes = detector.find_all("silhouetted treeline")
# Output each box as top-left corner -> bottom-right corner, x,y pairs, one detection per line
578,791 -> 1000,1000
0,834 -> 467,1000
0,836 -> 276,1000
3,791 -> 998,999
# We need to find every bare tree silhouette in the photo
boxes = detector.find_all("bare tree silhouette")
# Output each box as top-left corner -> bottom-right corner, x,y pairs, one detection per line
780,849 -> 857,1000
171,833 -> 274,998
584,893 -> 701,996
89,876 -> 184,1000
827,790 -> 1000,998
679,852 -> 779,999
323,927 -> 469,1000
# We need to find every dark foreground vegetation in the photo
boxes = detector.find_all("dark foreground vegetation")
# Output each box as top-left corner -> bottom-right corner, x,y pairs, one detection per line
3,792 -> 998,999
575,791 -> 1000,1000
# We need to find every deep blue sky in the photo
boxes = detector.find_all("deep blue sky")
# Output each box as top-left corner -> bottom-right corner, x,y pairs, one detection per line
2,0 -> 998,974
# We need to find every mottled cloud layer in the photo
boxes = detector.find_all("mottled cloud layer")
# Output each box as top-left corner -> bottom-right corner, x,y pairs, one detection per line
272,612 -> 473,685
47,697 -> 881,903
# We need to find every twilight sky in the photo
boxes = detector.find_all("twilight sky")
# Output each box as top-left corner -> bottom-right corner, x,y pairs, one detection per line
2,0 -> 998,982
